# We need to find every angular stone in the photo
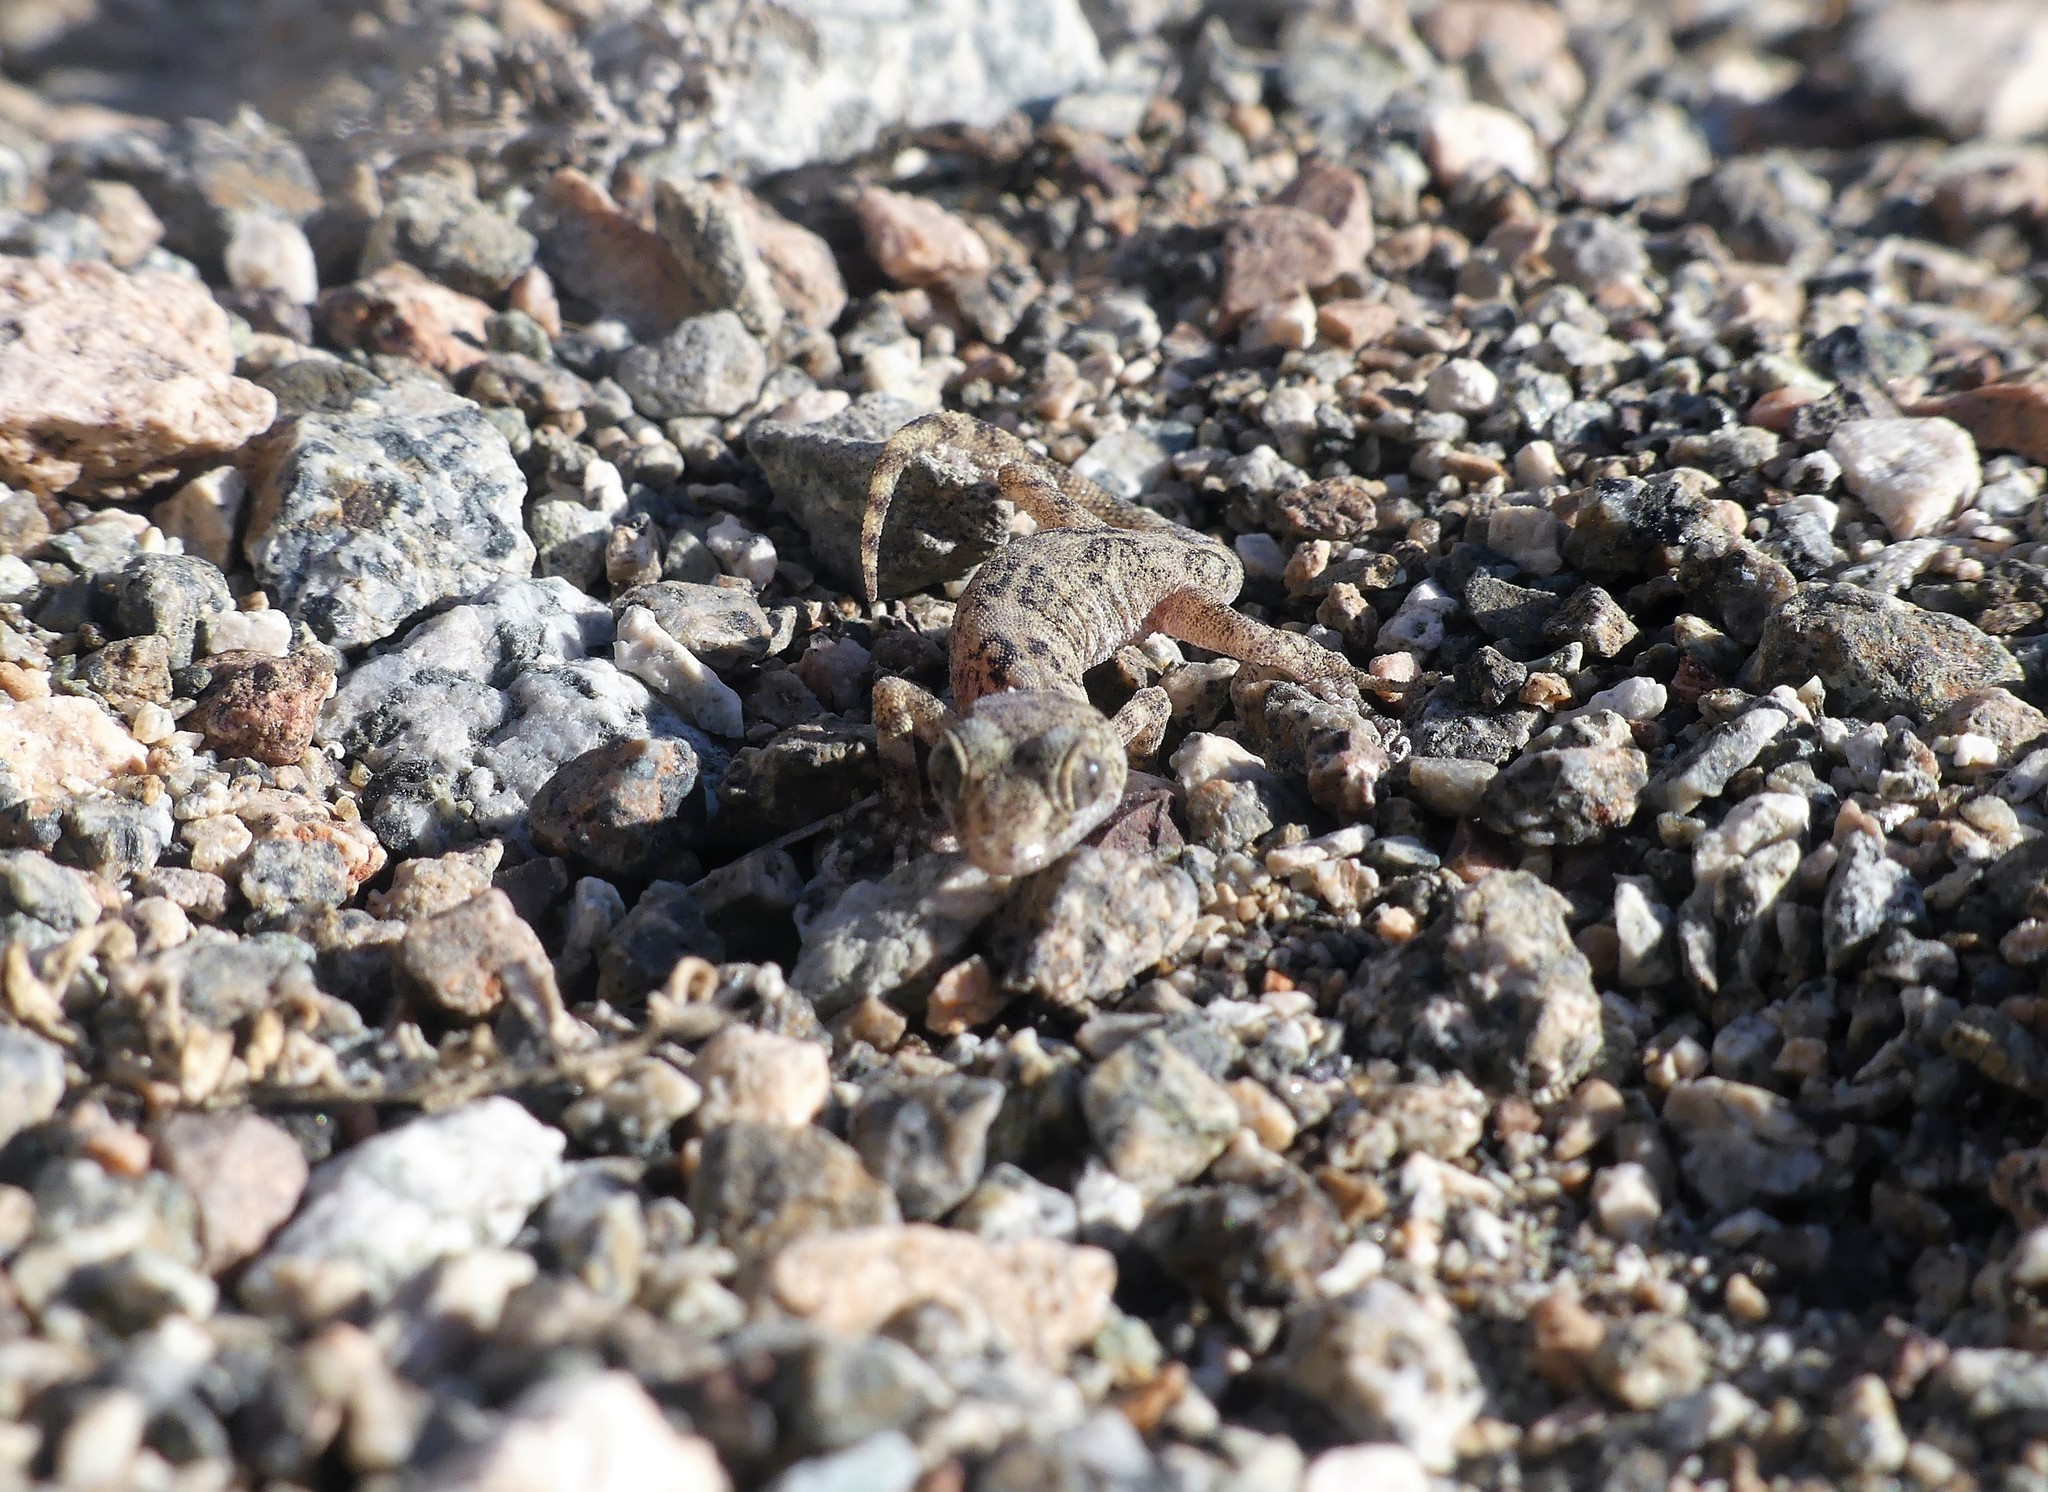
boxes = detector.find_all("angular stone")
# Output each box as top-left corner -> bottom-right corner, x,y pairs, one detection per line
764,1223 -> 1115,1368
184,648 -> 334,767
1748,583 -> 2019,720
243,381 -> 534,649
0,258 -> 275,498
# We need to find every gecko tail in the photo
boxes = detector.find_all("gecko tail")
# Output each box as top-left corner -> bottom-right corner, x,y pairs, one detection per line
863,410 -> 1158,601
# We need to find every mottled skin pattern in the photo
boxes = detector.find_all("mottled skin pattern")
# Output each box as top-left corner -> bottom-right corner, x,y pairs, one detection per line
863,411 -> 1386,876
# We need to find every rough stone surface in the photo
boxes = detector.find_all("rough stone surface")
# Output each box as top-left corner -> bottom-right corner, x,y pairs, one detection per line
764,1223 -> 1116,1368
1344,870 -> 1603,1098
666,0 -> 1103,175
1748,583 -> 2020,720
246,1098 -> 566,1305
416,1371 -> 730,1492
154,1112 -> 309,1273
242,380 -> 535,649
0,257 -> 275,497
1829,417 -> 1980,540
989,847 -> 1198,1009
317,579 -> 714,858
1279,1279 -> 1486,1471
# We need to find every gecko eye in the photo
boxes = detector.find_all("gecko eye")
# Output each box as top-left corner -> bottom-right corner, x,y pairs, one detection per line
1058,748 -> 1109,811
928,737 -> 966,806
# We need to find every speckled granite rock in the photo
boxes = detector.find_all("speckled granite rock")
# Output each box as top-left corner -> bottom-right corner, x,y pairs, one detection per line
242,379 -> 534,648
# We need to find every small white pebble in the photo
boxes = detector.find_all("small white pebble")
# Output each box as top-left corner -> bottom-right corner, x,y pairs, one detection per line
1592,1162 -> 1662,1243
201,608 -> 293,657
614,605 -> 745,737
0,554 -> 35,601
1951,732 -> 2000,770
1425,357 -> 1500,416
1233,532 -> 1287,583
129,703 -> 176,745
705,515 -> 778,588
1314,1239 -> 1386,1296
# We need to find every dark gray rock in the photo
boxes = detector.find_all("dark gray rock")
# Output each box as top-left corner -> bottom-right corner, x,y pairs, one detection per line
597,880 -> 724,1007
1342,870 -> 1603,1100
688,1121 -> 898,1262
848,1075 -> 1005,1221
109,553 -> 232,670
1481,712 -> 1648,847
359,172 -> 537,298
615,311 -> 766,420
1747,583 -> 2020,720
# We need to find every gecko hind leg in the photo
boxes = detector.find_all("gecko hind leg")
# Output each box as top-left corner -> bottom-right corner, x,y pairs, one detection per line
1151,590 -> 1371,707
873,675 -> 955,856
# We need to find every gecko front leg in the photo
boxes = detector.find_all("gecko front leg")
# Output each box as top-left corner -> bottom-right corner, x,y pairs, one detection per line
873,674 -> 955,856
1111,685 -> 1170,764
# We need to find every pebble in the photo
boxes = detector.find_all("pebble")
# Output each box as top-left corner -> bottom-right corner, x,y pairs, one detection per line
184,647 -> 334,766
791,854 -> 1010,1016
417,1370 -> 729,1492
1824,1374 -> 1909,1475
1218,206 -> 1346,331
200,606 -> 293,657
536,170 -> 697,340
223,212 -> 318,303
765,1433 -> 917,1492
1482,712 -> 1647,846
318,262 -> 492,373
764,1223 -> 1116,1369
1081,1029 -> 1241,1197
855,187 -> 992,287
1749,582 -> 2020,719
849,1074 -> 1004,1220
691,1026 -> 831,1130
154,1112 -> 309,1273
0,1027 -> 65,1149
244,379 -> 533,648
615,311 -> 768,420
396,889 -> 574,1042
673,0 -> 1100,175
1424,102 -> 1548,187
1425,358 -> 1499,416
318,578 -> 710,857
0,693 -> 147,797
1591,1316 -> 1707,1411
245,1097 -> 566,1308
360,171 -> 537,300
0,257 -> 274,496
613,605 -> 747,739
1344,870 -> 1602,1098
750,392 -> 1007,594
690,1122 -> 898,1261
1829,417 -> 1981,539
1591,1162 -> 1661,1244
528,736 -> 706,880
1852,0 -> 2048,141
1279,1279 -> 1485,1471
1301,1444 -> 1429,1492
990,847 -> 1199,1009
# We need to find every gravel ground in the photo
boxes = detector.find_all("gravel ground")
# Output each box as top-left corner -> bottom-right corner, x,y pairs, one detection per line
6,0 -> 2048,1488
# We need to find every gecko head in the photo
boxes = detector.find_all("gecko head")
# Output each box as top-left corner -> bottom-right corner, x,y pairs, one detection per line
930,691 -> 1128,877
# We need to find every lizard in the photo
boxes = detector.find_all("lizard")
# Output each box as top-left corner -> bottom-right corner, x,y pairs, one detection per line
861,409 -> 1396,877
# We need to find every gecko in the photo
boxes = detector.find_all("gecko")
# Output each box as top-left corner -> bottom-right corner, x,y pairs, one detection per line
862,410 -> 1396,876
